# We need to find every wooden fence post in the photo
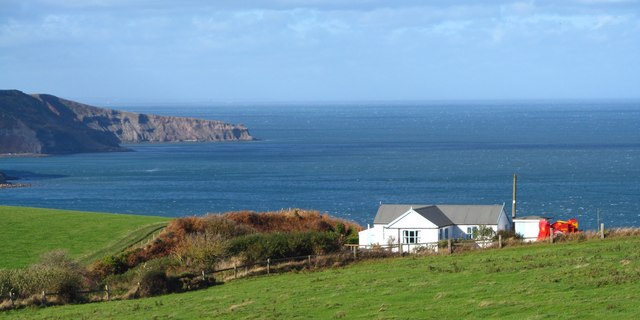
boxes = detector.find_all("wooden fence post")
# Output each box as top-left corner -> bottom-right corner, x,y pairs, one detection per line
9,289 -> 15,307
202,270 -> 206,281
234,264 -> 238,279
447,239 -> 452,254
41,290 -> 47,306
267,259 -> 271,275
549,229 -> 553,244
498,234 -> 503,249
600,223 -> 605,239
308,255 -> 312,267
105,284 -> 110,301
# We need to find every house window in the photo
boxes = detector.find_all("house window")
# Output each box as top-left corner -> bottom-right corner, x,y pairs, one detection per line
439,229 -> 443,240
444,228 -> 449,239
403,230 -> 420,244
466,227 -> 472,240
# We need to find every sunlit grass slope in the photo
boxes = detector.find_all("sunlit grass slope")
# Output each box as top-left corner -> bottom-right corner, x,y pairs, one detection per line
5,235 -> 640,319
0,206 -> 168,268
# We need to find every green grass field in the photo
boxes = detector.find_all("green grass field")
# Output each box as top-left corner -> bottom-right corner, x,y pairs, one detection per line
4,236 -> 639,319
0,206 -> 169,268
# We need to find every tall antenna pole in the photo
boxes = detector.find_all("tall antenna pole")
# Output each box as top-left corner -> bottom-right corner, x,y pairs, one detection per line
512,174 -> 517,227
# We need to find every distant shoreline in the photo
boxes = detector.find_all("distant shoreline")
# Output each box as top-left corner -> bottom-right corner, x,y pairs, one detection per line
0,183 -> 31,189
0,153 -> 48,158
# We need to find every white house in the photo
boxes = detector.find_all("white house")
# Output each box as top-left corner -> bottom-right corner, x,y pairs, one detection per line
359,204 -> 512,252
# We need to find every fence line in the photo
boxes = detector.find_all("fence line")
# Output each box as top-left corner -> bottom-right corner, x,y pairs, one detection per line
356,237 -> 499,254
4,229 -> 596,307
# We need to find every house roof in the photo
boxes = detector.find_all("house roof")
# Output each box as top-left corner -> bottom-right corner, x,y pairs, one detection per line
375,204 -> 504,227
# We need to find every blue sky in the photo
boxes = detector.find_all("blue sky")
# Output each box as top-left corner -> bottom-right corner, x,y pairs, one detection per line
1,0 -> 639,103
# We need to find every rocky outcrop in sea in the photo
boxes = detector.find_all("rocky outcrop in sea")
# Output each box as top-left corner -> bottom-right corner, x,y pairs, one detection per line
0,171 -> 30,189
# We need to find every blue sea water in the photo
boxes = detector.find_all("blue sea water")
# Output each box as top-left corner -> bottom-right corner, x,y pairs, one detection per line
1,101 -> 639,230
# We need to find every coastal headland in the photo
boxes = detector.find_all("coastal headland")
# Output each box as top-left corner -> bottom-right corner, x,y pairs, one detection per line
0,90 -> 254,155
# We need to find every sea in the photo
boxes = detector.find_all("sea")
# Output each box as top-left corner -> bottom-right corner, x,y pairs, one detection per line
1,101 -> 639,230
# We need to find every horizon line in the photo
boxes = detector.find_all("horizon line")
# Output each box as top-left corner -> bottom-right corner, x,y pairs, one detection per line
92,97 -> 640,108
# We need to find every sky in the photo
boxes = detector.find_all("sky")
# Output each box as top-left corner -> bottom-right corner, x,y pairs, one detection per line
1,0 -> 639,104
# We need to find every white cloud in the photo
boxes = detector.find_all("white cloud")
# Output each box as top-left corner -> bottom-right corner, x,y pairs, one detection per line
1,0 -> 639,100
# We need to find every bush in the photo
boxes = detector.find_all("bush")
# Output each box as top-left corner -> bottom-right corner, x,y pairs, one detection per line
0,250 -> 86,304
437,240 -> 450,249
228,231 -> 341,263
173,232 -> 229,270
35,250 -> 86,304
473,225 -> 496,240
135,257 -> 181,298
50,270 -> 84,304
223,209 -> 361,233
201,215 -> 255,238
344,234 -> 359,245
93,254 -> 128,277
137,269 -> 173,297
494,230 -> 523,241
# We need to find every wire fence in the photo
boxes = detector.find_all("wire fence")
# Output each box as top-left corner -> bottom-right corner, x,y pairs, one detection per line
1,229 -> 601,307
0,249 -> 363,307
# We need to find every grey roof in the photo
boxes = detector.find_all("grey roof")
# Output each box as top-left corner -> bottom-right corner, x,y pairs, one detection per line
513,215 -> 547,221
374,204 -> 504,227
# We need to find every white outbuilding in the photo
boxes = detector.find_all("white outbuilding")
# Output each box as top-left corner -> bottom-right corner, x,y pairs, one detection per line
513,216 -> 545,242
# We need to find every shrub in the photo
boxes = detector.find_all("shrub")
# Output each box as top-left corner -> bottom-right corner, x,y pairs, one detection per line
137,269 -> 173,297
228,231 -> 341,263
173,232 -> 228,270
0,251 -> 87,304
494,230 -> 523,241
37,250 -> 82,271
135,258 -> 181,298
49,270 -> 84,304
473,225 -> 496,240
201,215 -> 255,238
223,209 -> 361,234
344,234 -> 359,245
93,254 -> 128,278
567,232 -> 587,242
34,250 -> 86,304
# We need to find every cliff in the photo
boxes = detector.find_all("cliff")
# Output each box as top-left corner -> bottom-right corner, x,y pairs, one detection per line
0,90 -> 253,154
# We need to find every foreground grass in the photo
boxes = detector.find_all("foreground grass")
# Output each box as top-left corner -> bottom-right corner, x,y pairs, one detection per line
5,236 -> 640,319
0,206 -> 169,268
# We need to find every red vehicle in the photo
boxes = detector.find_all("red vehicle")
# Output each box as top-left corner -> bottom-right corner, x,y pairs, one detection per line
537,218 -> 579,240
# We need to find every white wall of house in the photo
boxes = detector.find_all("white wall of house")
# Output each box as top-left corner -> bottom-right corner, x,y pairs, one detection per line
358,224 -> 385,247
514,218 -> 542,242
381,227 -> 439,252
384,209 -> 440,251
359,226 -> 440,251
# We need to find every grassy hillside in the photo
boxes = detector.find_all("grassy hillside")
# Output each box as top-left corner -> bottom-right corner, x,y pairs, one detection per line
0,206 -> 169,268
4,235 -> 639,319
